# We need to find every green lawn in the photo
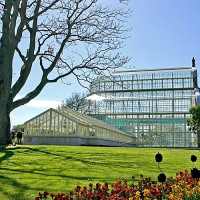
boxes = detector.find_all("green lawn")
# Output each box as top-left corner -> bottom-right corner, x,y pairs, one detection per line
0,145 -> 199,200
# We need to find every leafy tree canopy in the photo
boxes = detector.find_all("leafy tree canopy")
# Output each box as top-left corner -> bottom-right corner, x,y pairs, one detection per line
12,124 -> 24,133
187,104 -> 200,147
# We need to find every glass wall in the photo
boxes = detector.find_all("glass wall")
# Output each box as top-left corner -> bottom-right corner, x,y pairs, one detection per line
24,108 -> 133,144
82,67 -> 197,147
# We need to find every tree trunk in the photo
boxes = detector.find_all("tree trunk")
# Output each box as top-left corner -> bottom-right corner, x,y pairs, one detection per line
0,107 -> 11,145
0,71 -> 12,145
0,72 -> 12,145
0,85 -> 12,145
0,50 -> 13,145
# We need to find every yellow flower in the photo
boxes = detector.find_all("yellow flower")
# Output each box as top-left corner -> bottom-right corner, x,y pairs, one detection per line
186,184 -> 190,190
168,194 -> 176,200
134,191 -> 141,200
179,193 -> 183,198
173,184 -> 183,193
178,180 -> 185,187
135,191 -> 141,197
143,189 -> 150,197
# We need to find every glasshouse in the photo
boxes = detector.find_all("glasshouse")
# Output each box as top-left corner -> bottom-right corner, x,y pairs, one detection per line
24,107 -> 135,147
78,59 -> 200,147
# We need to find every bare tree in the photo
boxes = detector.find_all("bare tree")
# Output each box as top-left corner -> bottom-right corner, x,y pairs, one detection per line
58,92 -> 87,112
0,0 -> 131,145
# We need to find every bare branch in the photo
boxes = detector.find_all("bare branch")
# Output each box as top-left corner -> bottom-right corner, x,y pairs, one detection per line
28,0 -> 59,21
16,47 -> 26,63
4,0 -> 131,110
58,91 -> 87,111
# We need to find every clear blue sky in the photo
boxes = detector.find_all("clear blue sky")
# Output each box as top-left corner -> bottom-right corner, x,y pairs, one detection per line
11,0 -> 200,126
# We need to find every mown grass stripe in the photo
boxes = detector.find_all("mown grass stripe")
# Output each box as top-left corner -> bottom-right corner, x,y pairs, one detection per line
0,146 -> 199,200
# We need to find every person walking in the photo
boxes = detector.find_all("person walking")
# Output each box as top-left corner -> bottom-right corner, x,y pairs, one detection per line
10,130 -> 16,146
17,130 -> 23,145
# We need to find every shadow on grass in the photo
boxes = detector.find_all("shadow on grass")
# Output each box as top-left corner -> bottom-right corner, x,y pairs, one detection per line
0,148 -> 14,163
0,148 -> 42,200
0,174 -> 42,200
0,166 -> 116,200
16,146 -> 132,168
0,166 -> 110,181
0,146 -> 123,199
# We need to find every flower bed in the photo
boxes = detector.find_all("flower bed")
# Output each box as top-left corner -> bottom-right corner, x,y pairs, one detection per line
35,169 -> 200,200
35,153 -> 200,200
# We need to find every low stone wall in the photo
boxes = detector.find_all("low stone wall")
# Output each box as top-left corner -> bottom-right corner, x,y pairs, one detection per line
24,134 -> 136,147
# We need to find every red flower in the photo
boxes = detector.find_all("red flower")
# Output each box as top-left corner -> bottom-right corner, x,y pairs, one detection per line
111,189 -> 116,195
145,177 -> 151,182
89,183 -> 93,187
115,188 -> 120,193
35,169 -> 200,200
75,185 -> 81,192
179,171 -> 184,176
83,186 -> 87,191
96,183 -> 101,189
50,193 -> 55,197
87,193 -> 92,198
